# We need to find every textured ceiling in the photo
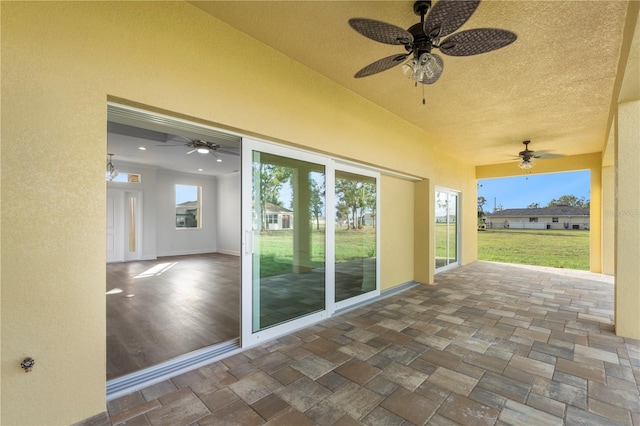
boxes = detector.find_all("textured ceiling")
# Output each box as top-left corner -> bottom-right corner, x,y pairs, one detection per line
191,0 -> 629,166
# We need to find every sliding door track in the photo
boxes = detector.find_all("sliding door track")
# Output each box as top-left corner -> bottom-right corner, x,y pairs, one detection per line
107,338 -> 240,400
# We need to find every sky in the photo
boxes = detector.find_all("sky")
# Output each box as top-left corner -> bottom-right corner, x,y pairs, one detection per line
478,170 -> 590,211
175,184 -> 199,204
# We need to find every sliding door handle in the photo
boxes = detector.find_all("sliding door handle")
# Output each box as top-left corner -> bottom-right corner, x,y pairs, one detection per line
245,229 -> 254,255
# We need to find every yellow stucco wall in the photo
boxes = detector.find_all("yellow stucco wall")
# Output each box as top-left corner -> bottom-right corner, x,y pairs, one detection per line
611,1 -> 640,340
615,100 -> 640,339
1,2 -> 476,423
414,179 -> 432,284
380,176 -> 415,290
476,153 -> 603,273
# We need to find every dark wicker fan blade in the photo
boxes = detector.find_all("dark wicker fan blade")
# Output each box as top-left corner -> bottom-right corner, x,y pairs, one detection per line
438,28 -> 517,56
419,54 -> 444,84
424,0 -> 480,39
354,54 -> 409,78
349,18 -> 413,45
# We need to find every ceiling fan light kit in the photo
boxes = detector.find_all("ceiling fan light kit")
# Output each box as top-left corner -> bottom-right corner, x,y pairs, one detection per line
519,158 -> 535,169
401,52 -> 443,84
349,0 -> 517,103
516,140 -> 542,170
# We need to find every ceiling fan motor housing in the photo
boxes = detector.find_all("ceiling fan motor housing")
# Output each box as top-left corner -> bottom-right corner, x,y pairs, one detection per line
406,23 -> 433,57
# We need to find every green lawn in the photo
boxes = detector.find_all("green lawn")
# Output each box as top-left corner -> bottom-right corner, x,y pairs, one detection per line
478,229 -> 590,270
257,226 -> 589,276
257,226 -> 376,277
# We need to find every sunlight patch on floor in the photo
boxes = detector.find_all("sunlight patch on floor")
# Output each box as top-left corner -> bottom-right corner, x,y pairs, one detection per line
134,262 -> 177,279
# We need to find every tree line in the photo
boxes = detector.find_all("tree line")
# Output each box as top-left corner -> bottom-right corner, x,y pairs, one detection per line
255,163 -> 375,231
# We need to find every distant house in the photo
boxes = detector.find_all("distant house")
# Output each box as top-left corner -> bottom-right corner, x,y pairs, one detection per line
485,205 -> 590,230
252,201 -> 294,230
176,201 -> 199,228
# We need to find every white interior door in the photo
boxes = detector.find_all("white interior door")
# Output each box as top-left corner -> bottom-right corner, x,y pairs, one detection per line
106,189 -> 124,263
107,189 -> 142,262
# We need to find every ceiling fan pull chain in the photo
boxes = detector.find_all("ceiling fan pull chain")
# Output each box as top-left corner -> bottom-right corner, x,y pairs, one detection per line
422,84 -> 426,105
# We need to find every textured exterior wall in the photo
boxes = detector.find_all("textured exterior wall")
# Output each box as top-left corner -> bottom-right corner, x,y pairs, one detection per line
0,2 -> 475,424
380,176 -> 415,290
615,100 -> 640,339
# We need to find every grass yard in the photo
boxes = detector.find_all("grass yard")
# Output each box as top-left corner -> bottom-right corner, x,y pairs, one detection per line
257,227 -> 376,277
478,229 -> 590,270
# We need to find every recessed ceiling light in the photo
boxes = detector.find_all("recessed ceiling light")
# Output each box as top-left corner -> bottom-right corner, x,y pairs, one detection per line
198,168 -> 203,172
216,158 -> 222,162
138,146 -> 146,150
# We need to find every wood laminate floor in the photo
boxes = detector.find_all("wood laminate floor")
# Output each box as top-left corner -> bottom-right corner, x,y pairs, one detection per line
106,253 -> 240,380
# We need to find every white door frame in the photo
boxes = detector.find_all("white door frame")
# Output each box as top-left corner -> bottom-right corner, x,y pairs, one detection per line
241,138 -> 383,347
241,137 -> 334,347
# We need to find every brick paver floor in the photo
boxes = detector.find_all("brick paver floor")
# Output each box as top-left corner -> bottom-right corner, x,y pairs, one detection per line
78,261 -> 640,425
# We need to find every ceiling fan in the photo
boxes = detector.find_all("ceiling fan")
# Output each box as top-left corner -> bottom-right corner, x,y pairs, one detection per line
516,140 -> 540,169
349,0 -> 517,100
183,139 -> 220,155
157,137 -> 239,161
514,140 -> 563,169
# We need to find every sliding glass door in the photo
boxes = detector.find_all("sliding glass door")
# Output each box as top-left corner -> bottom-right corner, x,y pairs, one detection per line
242,139 -> 380,345
435,188 -> 460,271
251,151 -> 326,331
242,139 -> 330,345
334,168 -> 379,310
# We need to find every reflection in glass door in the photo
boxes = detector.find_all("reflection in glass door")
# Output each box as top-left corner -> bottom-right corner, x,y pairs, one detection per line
248,149 -> 326,334
334,169 -> 378,308
435,188 -> 459,271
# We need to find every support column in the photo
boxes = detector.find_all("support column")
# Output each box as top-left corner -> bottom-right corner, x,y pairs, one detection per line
615,100 -> 640,339
414,179 -> 434,284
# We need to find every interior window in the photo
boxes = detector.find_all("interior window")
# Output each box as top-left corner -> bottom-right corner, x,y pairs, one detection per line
176,184 -> 202,228
110,172 -> 141,183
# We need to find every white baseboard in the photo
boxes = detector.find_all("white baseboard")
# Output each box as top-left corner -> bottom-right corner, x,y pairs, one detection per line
156,248 -> 217,257
216,249 -> 241,256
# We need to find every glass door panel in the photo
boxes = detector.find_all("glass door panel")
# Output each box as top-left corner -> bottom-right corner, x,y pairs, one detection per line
128,196 -> 136,253
447,193 -> 458,264
435,191 -> 449,269
334,170 -> 377,304
250,150 -> 326,332
435,188 -> 460,271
